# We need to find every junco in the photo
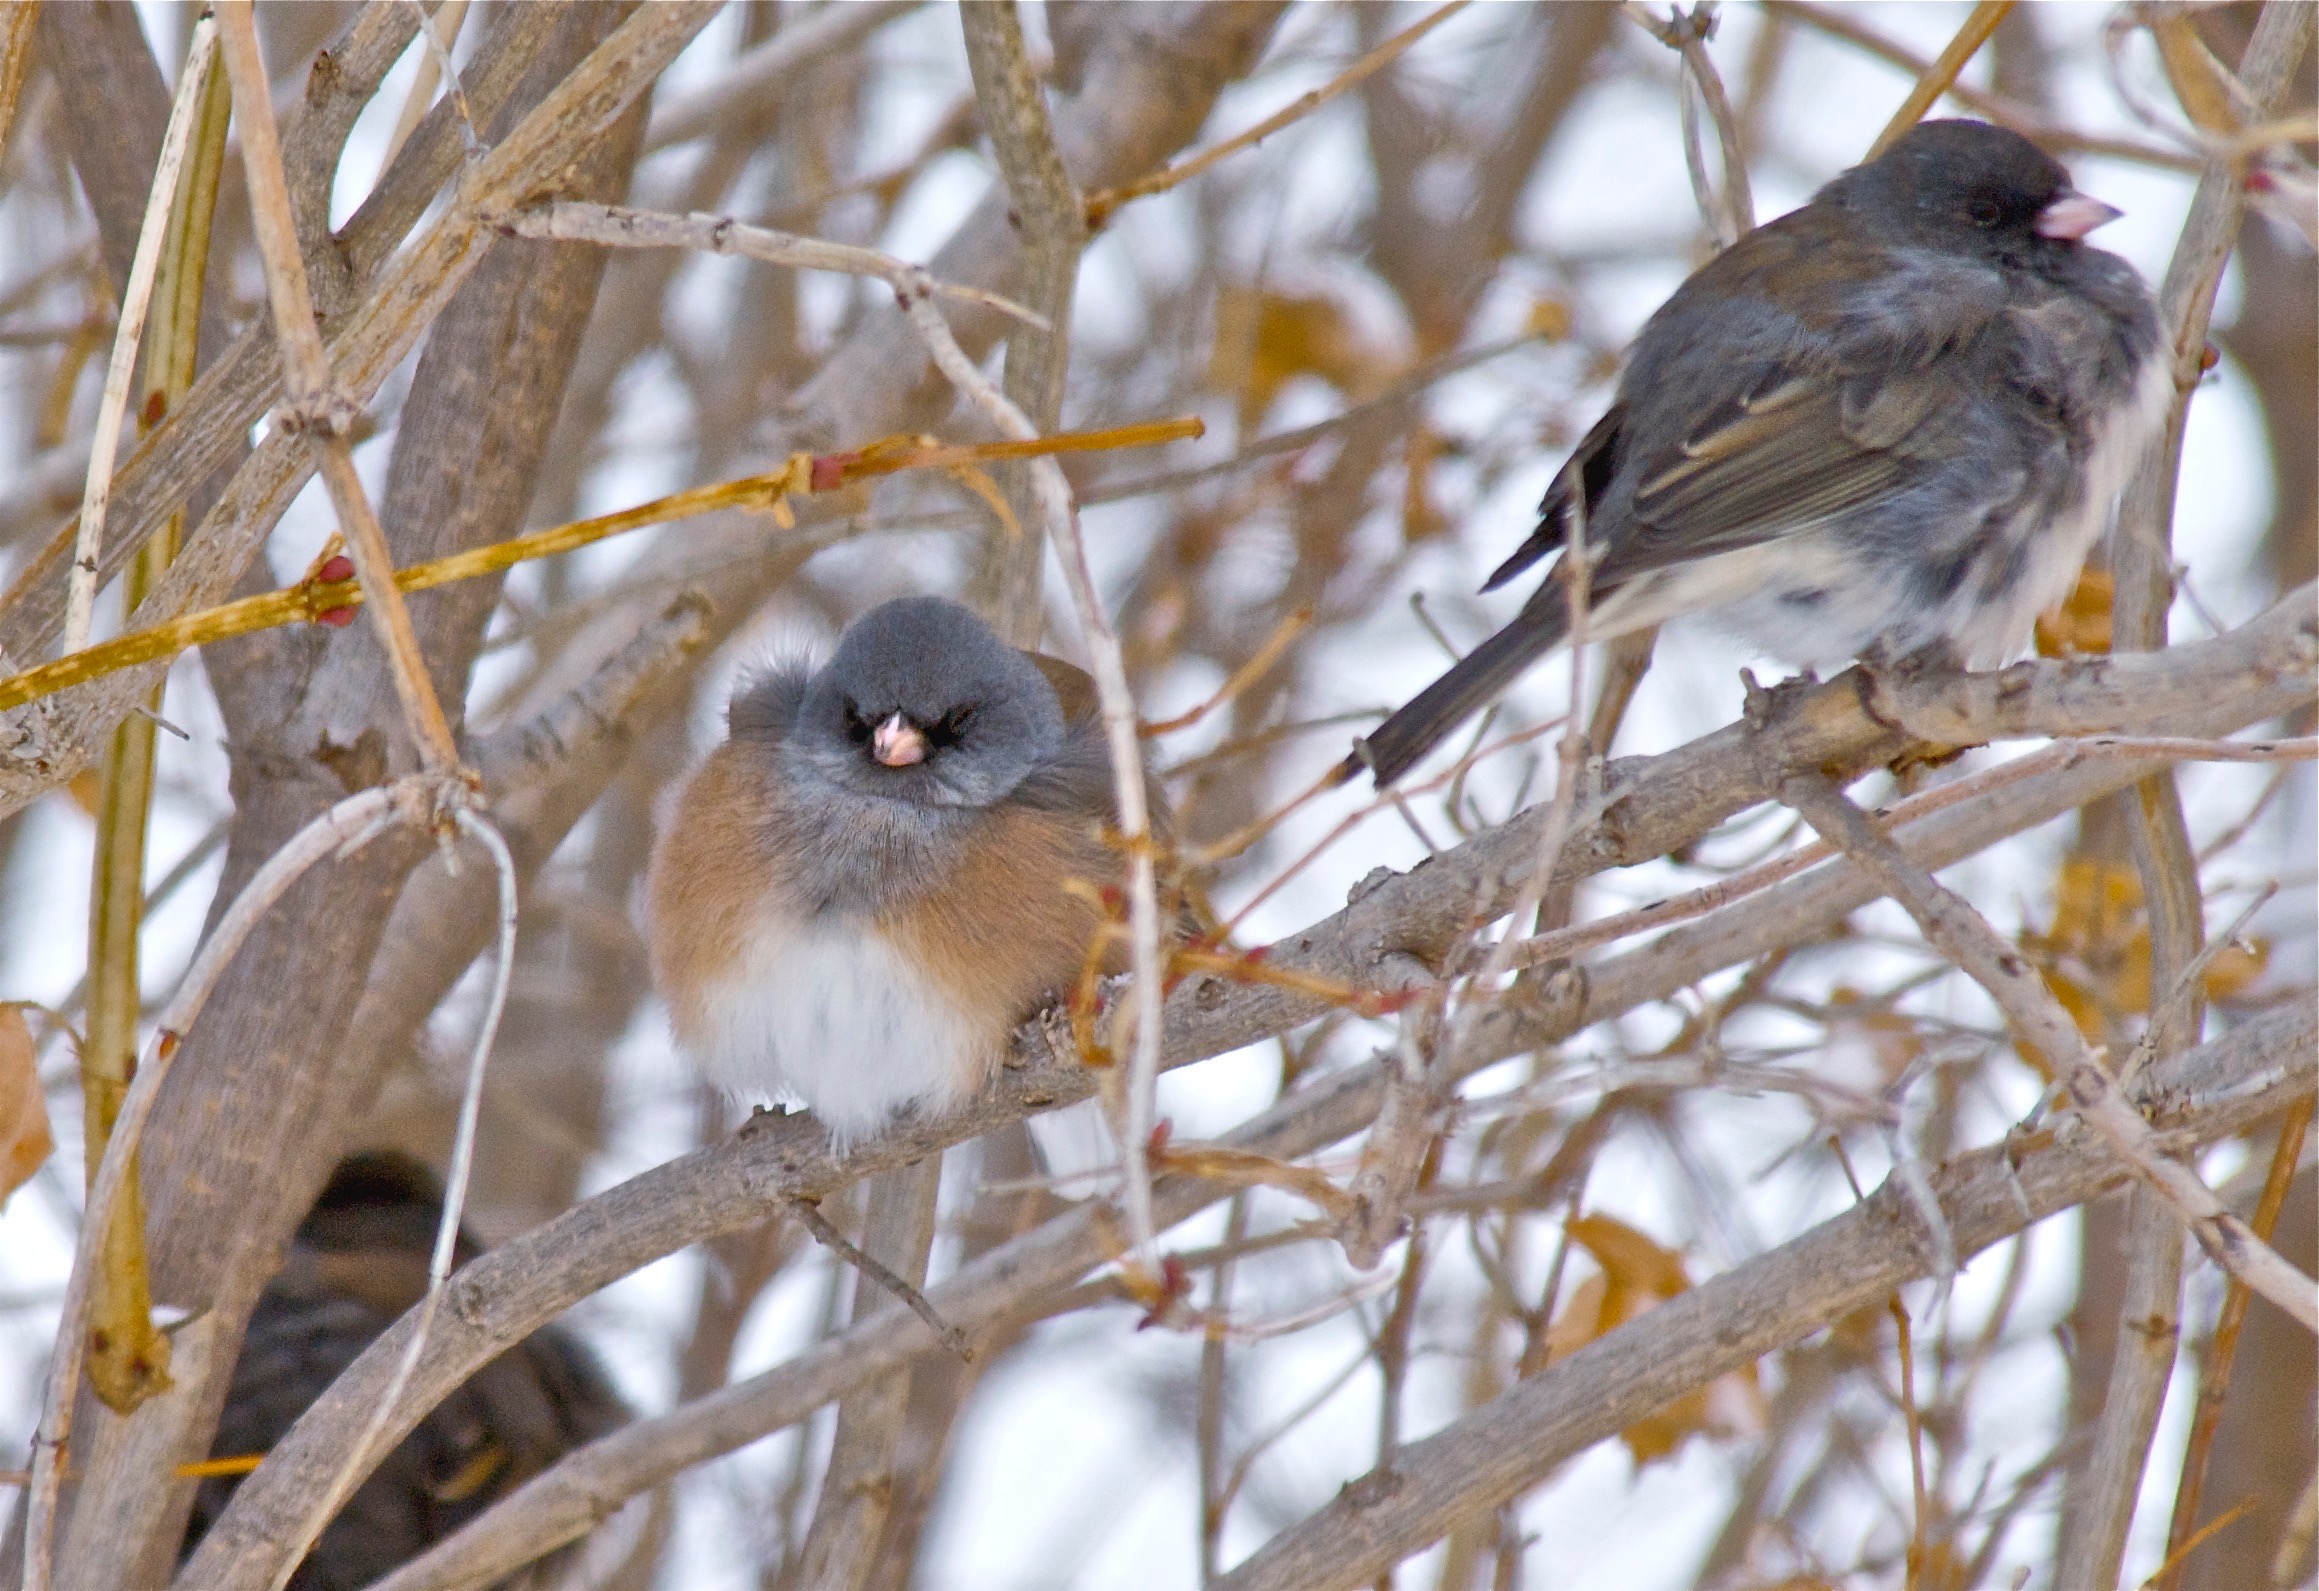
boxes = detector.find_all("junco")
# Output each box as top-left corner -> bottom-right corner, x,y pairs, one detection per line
1349,119 -> 2169,786
649,596 -> 1160,1153
182,1152 -> 626,1591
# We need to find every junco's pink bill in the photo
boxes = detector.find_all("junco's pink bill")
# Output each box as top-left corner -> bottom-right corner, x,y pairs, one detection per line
1349,119 -> 2169,787
650,597 -> 1152,1156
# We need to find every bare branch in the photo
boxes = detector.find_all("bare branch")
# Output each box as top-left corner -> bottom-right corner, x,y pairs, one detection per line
1865,0 -> 2016,159
494,200 -> 1050,326
60,14 -> 216,654
215,0 -> 461,777
1204,1007 -> 2313,1591
1778,774 -> 2316,1336
179,603 -> 2311,1591
787,1194 -> 973,1364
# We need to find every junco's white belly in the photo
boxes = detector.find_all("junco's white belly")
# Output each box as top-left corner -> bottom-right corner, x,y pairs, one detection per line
688,911 -> 983,1146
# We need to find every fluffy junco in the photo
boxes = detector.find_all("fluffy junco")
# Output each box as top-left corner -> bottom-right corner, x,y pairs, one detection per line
1349,119 -> 2169,786
649,596 -> 1158,1152
182,1152 -> 626,1590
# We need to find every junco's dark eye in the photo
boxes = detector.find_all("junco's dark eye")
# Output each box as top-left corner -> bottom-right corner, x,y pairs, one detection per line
1966,197 -> 2003,229
841,702 -> 873,743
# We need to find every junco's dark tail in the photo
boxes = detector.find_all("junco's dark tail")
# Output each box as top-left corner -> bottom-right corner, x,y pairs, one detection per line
1341,603 -> 1571,787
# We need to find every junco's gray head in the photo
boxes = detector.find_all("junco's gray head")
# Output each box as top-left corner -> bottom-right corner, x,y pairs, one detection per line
1831,119 -> 2119,258
789,596 -> 1065,809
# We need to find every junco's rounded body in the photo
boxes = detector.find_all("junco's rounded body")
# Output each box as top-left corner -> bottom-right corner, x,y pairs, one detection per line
1353,120 -> 2170,786
650,597 -> 1138,1146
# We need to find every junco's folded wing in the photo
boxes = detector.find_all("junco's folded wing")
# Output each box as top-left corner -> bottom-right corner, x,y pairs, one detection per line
1597,357 -> 1988,587
1481,402 -> 1625,593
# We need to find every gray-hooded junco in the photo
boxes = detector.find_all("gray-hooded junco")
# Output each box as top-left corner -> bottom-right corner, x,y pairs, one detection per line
1350,119 -> 2169,786
182,1153 -> 626,1590
649,596 -> 1155,1150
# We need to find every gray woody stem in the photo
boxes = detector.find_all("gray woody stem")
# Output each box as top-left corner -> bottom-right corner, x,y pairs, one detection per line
174,588 -> 2313,1591
1205,1006 -> 2314,1591
1778,774 -> 2316,1337
2069,5 -> 2314,1581
958,0 -> 1087,645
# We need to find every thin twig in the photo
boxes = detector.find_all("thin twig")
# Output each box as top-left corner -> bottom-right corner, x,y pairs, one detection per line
1865,0 -> 2019,160
21,781 -> 431,1591
0,3 -> 39,184
0,419 -> 1200,715
1625,4 -> 1754,244
1502,732 -> 2314,973
216,1 -> 463,777
641,0 -> 920,153
787,1196 -> 974,1362
1144,607 -> 1313,736
892,281 -> 1171,1283
1765,2 -> 2197,172
1890,1294 -> 1931,1589
382,0 -> 474,167
2156,1097 -> 2313,1590
76,21 -> 231,1416
1084,1 -> 1474,226
495,200 -> 1049,327
279,812 -> 522,1591
1780,773 -> 2318,1335
61,15 -> 218,655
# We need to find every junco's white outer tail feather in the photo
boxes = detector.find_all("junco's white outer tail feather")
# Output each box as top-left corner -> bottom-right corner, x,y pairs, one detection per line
650,597 -> 1171,1156
1352,120 -> 2167,787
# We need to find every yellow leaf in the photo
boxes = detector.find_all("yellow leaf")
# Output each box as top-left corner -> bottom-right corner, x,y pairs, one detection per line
1403,426 -> 1450,544
1567,1212 -> 1691,1305
1212,287 -> 1405,427
1,1005 -> 55,1206
2020,858 -> 2264,1067
1542,1270 -> 1613,1363
2036,568 -> 2113,656
1521,295 -> 1573,343
1543,1214 -> 1763,1465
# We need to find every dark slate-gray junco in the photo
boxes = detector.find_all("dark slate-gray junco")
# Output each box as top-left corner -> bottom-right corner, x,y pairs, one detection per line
182,1153 -> 626,1591
1349,119 -> 2169,786
649,596 -> 1158,1151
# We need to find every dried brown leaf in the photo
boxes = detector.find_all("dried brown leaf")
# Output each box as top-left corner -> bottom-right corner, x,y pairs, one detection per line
2036,568 -> 2115,656
1543,1214 -> 1765,1464
1,1004 -> 54,1204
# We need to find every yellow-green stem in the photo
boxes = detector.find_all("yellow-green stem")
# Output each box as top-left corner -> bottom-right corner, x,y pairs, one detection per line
79,49 -> 228,1415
